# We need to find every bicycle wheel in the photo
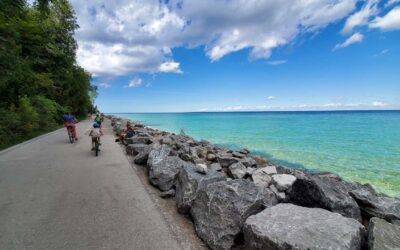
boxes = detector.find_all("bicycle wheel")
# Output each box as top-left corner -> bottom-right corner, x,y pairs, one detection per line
68,128 -> 74,143
95,143 -> 99,156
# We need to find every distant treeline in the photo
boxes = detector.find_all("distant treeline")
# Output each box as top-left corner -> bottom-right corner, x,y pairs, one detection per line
0,0 -> 97,149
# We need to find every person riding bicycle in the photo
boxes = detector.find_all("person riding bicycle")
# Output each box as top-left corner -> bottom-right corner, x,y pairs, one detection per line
63,112 -> 78,140
94,114 -> 102,127
89,122 -> 103,151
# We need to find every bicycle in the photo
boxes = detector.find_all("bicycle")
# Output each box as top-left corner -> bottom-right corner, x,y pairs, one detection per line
94,137 -> 101,156
67,125 -> 75,143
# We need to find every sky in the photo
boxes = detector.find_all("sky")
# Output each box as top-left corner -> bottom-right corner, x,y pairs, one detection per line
69,0 -> 400,113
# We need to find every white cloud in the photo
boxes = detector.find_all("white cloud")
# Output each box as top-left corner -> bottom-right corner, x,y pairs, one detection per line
159,61 -> 183,73
98,82 -> 110,88
334,32 -> 364,50
266,60 -> 287,65
71,0 -> 358,76
371,101 -> 389,107
126,77 -> 143,88
370,7 -> 400,31
373,49 -> 389,57
341,0 -> 379,34
266,96 -> 276,100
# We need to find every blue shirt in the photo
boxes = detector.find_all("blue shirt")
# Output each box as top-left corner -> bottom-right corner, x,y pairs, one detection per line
63,115 -> 75,124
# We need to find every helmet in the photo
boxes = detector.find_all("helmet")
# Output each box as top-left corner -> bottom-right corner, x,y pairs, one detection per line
93,122 -> 100,128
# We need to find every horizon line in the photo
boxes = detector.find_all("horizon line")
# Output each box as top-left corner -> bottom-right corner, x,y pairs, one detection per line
106,109 -> 400,114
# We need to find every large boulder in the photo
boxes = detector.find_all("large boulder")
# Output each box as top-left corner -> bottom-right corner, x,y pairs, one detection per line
244,203 -> 365,250
349,189 -> 400,224
288,175 -> 361,221
125,136 -> 153,145
368,217 -> 400,250
217,154 -> 239,168
147,144 -> 172,168
190,179 -> 270,250
240,157 -> 257,168
251,167 -> 272,189
272,174 -> 296,191
126,143 -> 148,156
148,156 -> 186,191
133,145 -> 152,165
228,162 -> 247,179
175,165 -> 226,214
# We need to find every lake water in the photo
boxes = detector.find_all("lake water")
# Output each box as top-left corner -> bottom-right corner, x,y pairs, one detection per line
113,111 -> 400,197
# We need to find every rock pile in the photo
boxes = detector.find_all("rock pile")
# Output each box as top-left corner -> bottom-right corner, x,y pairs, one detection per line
109,115 -> 400,250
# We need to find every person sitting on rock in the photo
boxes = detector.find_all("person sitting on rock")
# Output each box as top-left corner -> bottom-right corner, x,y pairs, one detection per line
118,121 -> 135,144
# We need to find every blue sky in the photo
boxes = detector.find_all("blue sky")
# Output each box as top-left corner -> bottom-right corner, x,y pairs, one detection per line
70,0 -> 400,112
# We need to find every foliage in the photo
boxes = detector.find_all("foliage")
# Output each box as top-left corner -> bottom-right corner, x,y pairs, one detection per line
0,0 -> 97,149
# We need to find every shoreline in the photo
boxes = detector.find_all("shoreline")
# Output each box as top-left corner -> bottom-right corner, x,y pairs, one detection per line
109,114 -> 400,250
111,112 -> 400,197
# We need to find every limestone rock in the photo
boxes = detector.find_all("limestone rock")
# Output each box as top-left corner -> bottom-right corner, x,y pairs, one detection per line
194,163 -> 207,174
350,189 -> 400,223
160,189 -> 175,198
272,174 -> 296,191
217,154 -> 239,168
244,203 -> 365,250
252,168 -> 272,189
125,136 -> 153,145
288,175 -> 361,221
240,157 -> 257,168
175,165 -> 226,214
126,143 -> 148,156
206,153 -> 217,161
263,165 -> 277,175
148,156 -> 185,191
147,144 -> 172,169
368,217 -> 400,250
209,163 -> 222,172
228,162 -> 247,179
190,179 -> 268,250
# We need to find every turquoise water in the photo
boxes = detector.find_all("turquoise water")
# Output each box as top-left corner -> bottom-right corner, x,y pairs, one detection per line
113,111 -> 400,197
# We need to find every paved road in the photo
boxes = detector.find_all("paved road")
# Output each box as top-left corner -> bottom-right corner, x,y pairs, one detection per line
0,120 -> 182,249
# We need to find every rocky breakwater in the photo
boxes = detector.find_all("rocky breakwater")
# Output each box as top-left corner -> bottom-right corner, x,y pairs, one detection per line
109,115 -> 400,250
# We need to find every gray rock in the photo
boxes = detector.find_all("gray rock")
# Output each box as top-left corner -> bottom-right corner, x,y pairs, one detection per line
270,184 -> 286,202
217,154 -> 239,168
252,168 -> 272,189
147,144 -> 172,169
125,136 -> 153,145
126,143 -> 148,156
368,217 -> 400,250
190,179 -> 268,250
240,157 -> 257,168
206,153 -> 217,161
263,165 -> 277,175
194,163 -> 207,174
210,163 -> 222,172
350,189 -> 400,223
288,175 -> 361,221
228,162 -> 247,179
272,174 -> 296,191
232,151 -> 245,158
244,203 -> 365,250
134,148 -> 151,165
175,165 -> 226,214
246,167 -> 256,176
239,148 -> 250,155
160,189 -> 175,198
148,156 -> 185,191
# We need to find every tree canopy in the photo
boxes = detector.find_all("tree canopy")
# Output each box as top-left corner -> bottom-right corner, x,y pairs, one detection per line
0,0 -> 96,148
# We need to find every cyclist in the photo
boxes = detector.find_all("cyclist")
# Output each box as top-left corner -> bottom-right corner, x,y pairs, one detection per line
63,112 -> 78,140
89,122 -> 103,151
94,114 -> 102,127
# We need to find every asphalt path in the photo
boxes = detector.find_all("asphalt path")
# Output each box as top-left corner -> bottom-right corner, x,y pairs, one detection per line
0,119 -> 183,249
